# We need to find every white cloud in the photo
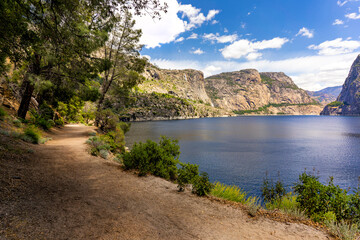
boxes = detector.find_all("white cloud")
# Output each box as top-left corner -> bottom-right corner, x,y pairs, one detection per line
309,38 -> 360,55
337,0 -> 359,6
211,20 -> 219,24
134,0 -> 219,48
152,52 -> 359,91
345,7 -> 360,19
187,33 -> 198,39
178,5 -> 219,30
333,19 -> 345,25
174,37 -> 184,43
296,27 -> 314,38
203,33 -> 238,43
190,48 -> 205,55
221,37 -> 289,60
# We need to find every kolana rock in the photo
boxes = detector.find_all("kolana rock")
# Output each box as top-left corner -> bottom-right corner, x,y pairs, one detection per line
121,65 -> 322,121
321,54 -> 360,115
205,69 -> 322,115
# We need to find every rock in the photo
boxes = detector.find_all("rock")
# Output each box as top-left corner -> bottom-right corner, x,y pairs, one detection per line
321,54 -> 360,115
205,70 -> 322,115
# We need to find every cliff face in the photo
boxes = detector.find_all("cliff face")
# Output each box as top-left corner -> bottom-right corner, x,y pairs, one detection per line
321,54 -> 360,115
141,67 -> 212,105
205,69 -> 321,115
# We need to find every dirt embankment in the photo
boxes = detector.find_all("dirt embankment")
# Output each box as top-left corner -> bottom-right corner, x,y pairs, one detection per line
0,125 -> 331,240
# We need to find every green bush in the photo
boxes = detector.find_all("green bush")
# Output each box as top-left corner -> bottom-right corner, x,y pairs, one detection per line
23,126 -> 41,144
262,175 -> 286,203
54,118 -> 65,126
86,136 -> 111,156
293,172 -> 357,222
102,128 -> 126,153
0,107 -> 6,120
192,172 -> 213,196
177,162 -> 199,192
123,136 -> 180,180
96,109 -> 119,132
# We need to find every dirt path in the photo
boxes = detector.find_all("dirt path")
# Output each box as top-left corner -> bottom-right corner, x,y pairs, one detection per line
0,124 -> 331,240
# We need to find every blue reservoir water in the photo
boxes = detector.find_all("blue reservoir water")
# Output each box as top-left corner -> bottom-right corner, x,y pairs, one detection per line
125,116 -> 360,197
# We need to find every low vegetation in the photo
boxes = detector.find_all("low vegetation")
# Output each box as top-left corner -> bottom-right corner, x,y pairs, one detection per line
233,102 -> 320,115
327,101 -> 344,107
262,171 -> 360,239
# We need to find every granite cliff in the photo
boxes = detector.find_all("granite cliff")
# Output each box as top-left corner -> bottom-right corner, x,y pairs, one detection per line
121,66 -> 322,120
321,54 -> 360,115
205,69 -> 322,115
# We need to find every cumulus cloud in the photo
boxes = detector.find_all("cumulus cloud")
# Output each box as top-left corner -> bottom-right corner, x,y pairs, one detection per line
220,37 -> 289,60
296,27 -> 314,38
134,0 -> 219,48
203,33 -> 238,43
152,53 -> 359,91
309,38 -> 360,55
187,33 -> 198,39
178,5 -> 219,30
190,48 -> 205,55
333,19 -> 345,25
345,7 -> 360,19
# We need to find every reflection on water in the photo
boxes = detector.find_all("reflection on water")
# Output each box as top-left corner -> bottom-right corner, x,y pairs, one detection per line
125,116 -> 360,196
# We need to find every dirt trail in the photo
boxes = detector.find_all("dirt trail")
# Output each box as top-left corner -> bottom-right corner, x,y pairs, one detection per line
0,124 -> 331,240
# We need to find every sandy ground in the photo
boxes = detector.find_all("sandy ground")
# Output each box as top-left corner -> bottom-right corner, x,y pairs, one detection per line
0,124 -> 331,240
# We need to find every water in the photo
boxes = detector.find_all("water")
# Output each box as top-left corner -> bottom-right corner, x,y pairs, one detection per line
125,116 -> 360,197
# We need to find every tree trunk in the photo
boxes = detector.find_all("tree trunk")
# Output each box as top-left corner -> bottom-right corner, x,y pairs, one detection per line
17,78 -> 34,119
17,54 -> 41,119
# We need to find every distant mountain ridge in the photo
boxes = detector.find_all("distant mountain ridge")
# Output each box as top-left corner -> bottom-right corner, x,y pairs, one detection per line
307,86 -> 342,105
321,54 -> 360,115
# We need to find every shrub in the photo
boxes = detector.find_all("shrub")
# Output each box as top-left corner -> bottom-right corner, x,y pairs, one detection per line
326,221 -> 359,240
177,162 -> 199,192
23,126 -> 41,144
102,128 -> 125,153
86,136 -> 111,156
262,174 -> 286,203
13,118 -> 22,127
123,136 -> 180,180
54,118 -> 65,126
96,109 -> 119,132
0,107 -> 6,120
293,172 -> 356,222
192,172 -> 213,196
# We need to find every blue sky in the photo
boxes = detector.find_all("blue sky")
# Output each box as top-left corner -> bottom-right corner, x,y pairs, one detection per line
134,0 -> 360,90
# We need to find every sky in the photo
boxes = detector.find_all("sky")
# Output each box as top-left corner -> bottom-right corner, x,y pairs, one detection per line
134,0 -> 360,91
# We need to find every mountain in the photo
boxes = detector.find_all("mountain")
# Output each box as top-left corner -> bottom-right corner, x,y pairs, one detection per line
307,86 -> 342,105
118,65 -> 232,121
205,69 -> 322,115
321,54 -> 360,115
120,66 -> 322,121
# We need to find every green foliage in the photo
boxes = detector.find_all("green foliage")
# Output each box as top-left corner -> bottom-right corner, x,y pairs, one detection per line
123,136 -> 180,180
23,126 -> 41,144
86,136 -> 111,157
13,118 -> 22,128
293,172 -> 359,223
96,109 -> 119,132
325,221 -> 359,240
262,174 -> 286,203
57,96 -> 84,122
192,172 -> 213,196
101,128 -> 126,153
81,102 -> 96,125
260,74 -> 275,86
265,192 -> 306,219
0,107 -> 7,120
327,101 -> 344,107
177,162 -> 199,192
211,182 -> 259,204
233,102 -> 320,115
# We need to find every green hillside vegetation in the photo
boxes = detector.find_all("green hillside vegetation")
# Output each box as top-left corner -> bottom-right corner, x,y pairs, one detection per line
233,102 -> 320,115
